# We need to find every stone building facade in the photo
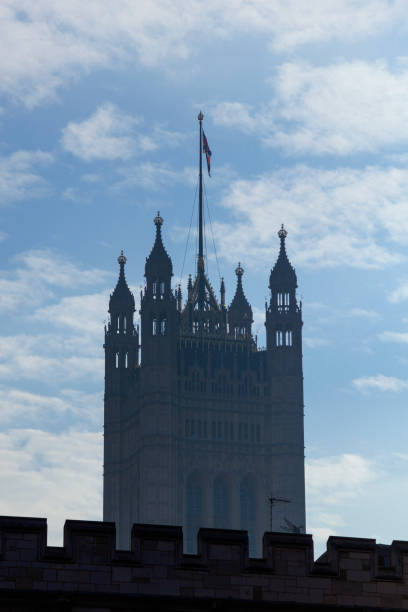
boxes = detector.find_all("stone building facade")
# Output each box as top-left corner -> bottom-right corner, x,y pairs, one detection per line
1,516 -> 408,611
103,209 -> 305,555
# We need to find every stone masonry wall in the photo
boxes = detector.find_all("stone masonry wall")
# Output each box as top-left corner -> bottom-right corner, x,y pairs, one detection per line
1,516 -> 408,611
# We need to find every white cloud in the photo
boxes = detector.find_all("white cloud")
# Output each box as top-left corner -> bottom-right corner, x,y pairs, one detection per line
352,374 -> 408,393
33,291 -> 110,336
61,105 -> 186,163
389,281 -> 408,303
306,453 -> 375,506
0,249 -> 108,312
213,58 -> 408,155
1,1 -> 405,107
0,334 -> 103,385
114,162 -> 206,191
303,337 -> 329,349
82,173 -> 101,183
0,386 -> 101,427
0,150 -> 52,205
0,428 -> 102,545
347,308 -> 380,321
212,102 -> 258,133
213,165 -> 408,269
61,103 -> 139,161
379,331 -> 408,344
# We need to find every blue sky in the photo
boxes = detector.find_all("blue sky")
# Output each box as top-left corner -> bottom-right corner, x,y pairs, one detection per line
1,0 -> 408,557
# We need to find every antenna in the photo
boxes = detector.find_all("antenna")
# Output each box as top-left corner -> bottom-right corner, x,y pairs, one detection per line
280,517 -> 304,534
268,495 -> 291,532
197,111 -> 205,310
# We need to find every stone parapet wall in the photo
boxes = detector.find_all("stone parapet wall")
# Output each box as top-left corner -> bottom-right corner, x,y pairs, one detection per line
1,516 -> 408,611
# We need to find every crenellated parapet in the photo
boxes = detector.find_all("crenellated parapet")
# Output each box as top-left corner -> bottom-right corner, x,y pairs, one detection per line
1,516 -> 408,609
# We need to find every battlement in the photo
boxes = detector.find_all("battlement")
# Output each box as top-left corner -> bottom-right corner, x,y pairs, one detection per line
1,516 -> 408,610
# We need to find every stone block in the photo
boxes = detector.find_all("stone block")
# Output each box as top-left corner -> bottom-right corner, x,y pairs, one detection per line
112,566 -> 131,582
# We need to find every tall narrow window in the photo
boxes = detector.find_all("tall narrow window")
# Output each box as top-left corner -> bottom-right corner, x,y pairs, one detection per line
152,318 -> 157,336
117,315 -> 120,333
285,330 -> 293,346
213,477 -> 229,528
125,353 -> 128,368
123,315 -> 127,331
186,476 -> 202,553
152,281 -> 158,299
284,292 -> 290,308
277,292 -> 283,307
276,329 -> 283,346
256,424 -> 261,442
160,281 -> 165,297
240,478 -> 256,556
160,318 -> 166,335
115,353 -> 119,368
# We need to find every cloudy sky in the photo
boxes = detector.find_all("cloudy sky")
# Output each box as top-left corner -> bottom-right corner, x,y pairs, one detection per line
1,0 -> 408,558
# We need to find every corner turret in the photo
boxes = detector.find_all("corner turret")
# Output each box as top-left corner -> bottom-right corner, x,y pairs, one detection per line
228,263 -> 253,339
269,225 -> 297,301
140,213 -> 177,368
109,251 -> 135,333
265,226 -> 302,367
104,251 -> 139,383
144,212 -> 173,298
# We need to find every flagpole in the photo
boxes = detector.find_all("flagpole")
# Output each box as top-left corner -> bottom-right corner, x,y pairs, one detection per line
197,111 -> 204,310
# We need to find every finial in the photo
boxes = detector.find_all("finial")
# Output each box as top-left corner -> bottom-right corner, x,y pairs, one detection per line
235,262 -> 244,277
198,111 -> 204,121
154,211 -> 163,226
118,250 -> 127,265
278,224 -> 288,240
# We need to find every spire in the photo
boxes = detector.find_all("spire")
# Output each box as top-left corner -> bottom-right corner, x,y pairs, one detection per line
220,277 -> 226,308
109,250 -> 135,312
145,211 -> 173,278
177,284 -> 182,311
229,263 -> 252,319
269,224 -> 297,289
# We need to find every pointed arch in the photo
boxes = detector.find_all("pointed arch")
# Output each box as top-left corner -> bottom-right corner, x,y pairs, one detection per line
240,475 -> 256,556
213,475 -> 229,528
185,472 -> 203,553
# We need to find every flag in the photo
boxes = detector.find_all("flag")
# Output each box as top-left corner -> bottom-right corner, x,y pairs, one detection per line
202,131 -> 212,176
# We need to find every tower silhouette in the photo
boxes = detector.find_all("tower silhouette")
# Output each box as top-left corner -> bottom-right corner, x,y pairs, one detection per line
103,116 -> 305,555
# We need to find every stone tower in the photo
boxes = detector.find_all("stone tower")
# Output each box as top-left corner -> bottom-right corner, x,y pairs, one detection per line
103,116 -> 305,555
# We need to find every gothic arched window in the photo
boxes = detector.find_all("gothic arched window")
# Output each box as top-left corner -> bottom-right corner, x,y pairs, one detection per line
160,318 -> 167,335
186,476 -> 202,553
240,477 -> 256,556
213,477 -> 229,528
